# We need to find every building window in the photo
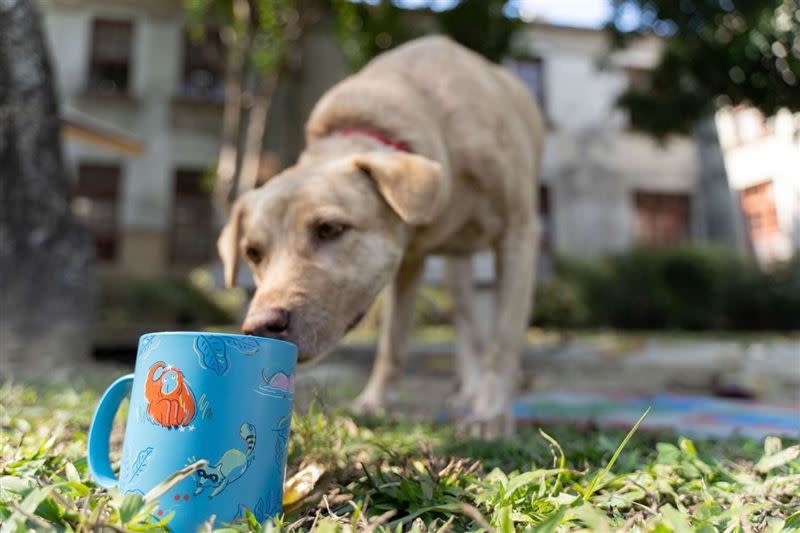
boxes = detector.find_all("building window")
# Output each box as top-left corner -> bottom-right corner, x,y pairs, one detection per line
72,164 -> 121,261
740,180 -> 780,258
508,57 -> 546,112
633,191 -> 691,247
170,169 -> 214,264
625,67 -> 651,92
88,19 -> 133,93
181,29 -> 225,101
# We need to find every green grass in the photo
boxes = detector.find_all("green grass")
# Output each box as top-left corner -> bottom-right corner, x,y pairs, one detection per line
1,379 -> 798,532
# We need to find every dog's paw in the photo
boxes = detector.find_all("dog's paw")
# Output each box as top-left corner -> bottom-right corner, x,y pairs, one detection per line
446,389 -> 474,411
464,372 -> 515,439
350,391 -> 385,416
446,374 -> 482,411
463,414 -> 513,440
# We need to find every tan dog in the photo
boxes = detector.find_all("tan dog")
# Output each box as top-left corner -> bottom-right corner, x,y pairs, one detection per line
218,36 -> 544,435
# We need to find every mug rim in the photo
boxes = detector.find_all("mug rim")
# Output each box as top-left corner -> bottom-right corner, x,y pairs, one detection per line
139,331 -> 298,352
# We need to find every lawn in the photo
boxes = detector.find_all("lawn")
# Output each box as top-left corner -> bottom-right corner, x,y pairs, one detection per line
1,378 -> 798,532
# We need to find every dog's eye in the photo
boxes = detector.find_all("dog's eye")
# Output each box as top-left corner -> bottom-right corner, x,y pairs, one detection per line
313,222 -> 348,242
244,246 -> 262,264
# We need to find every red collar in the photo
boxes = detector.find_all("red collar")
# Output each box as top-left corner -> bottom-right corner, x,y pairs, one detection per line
336,128 -> 410,152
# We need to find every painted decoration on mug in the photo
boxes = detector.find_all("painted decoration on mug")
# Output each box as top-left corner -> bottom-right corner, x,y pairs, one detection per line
194,422 -> 257,499
236,497 -> 268,523
194,335 -> 228,375
273,415 -> 290,469
120,446 -> 153,484
145,362 -> 197,429
265,488 -> 282,517
137,334 -> 160,359
198,392 -> 214,420
153,489 -> 194,520
255,369 -> 295,399
223,336 -> 260,355
236,490 -> 281,523
194,335 -> 260,376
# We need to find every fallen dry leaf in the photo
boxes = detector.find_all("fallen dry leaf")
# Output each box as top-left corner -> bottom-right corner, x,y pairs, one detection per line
283,462 -> 327,506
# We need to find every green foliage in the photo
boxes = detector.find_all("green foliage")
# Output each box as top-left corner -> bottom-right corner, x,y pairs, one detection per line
533,246 -> 800,331
585,245 -> 739,330
722,254 -> 800,330
184,0 -> 225,40
98,270 -> 240,327
252,0 -> 297,73
335,0 -> 429,70
533,277 -> 591,328
357,285 -> 453,332
184,0 -> 300,75
184,0 -> 519,72
413,286 -> 454,328
607,0 -> 800,137
435,0 -> 522,63
333,0 -> 519,70
2,380 -> 798,531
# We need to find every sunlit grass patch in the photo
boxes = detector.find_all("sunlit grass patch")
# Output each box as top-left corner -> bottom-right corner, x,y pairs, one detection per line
1,380 -> 798,531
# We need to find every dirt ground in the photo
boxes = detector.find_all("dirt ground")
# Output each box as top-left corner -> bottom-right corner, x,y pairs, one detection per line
295,333 -> 800,418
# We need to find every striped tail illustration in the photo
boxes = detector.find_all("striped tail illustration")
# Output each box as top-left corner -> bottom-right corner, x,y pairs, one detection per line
239,422 -> 257,456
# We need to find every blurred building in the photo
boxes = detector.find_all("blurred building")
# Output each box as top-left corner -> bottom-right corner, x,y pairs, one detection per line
715,107 -> 800,264
428,23 -> 742,287
40,0 -> 797,284
42,0 -> 221,276
41,0 -> 345,278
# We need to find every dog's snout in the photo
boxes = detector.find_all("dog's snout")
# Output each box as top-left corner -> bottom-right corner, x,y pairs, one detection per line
242,308 -> 291,338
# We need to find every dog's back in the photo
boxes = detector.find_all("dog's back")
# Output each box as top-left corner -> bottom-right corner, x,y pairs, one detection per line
306,36 -> 543,190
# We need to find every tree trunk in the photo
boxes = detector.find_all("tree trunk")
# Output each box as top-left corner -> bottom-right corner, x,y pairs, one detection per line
213,71 -> 244,217
693,116 -> 748,253
212,0 -> 255,219
236,76 -> 276,196
0,0 -> 95,376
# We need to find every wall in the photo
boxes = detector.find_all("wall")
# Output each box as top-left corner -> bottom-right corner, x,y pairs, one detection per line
514,24 -> 701,258
717,107 -> 800,263
41,0 -> 222,276
425,24 -> 702,288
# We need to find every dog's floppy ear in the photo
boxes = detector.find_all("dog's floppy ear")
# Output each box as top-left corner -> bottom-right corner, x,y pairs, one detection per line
217,197 -> 247,289
353,152 -> 445,226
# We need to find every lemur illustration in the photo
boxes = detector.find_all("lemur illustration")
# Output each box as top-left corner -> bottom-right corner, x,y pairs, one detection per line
145,362 -> 196,428
194,423 -> 256,498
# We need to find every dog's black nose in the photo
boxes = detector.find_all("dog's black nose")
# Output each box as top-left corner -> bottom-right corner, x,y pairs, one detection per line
243,308 -> 291,337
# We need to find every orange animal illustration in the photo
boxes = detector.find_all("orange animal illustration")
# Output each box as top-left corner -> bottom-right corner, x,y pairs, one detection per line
145,362 -> 196,428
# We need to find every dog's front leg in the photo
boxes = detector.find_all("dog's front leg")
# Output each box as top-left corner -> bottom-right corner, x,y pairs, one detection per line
352,257 -> 425,414
472,220 -> 538,438
444,256 -> 484,409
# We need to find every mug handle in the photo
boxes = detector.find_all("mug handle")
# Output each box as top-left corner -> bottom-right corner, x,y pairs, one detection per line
88,374 -> 135,488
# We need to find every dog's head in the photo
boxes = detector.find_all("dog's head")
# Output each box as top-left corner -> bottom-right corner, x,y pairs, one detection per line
218,151 -> 444,363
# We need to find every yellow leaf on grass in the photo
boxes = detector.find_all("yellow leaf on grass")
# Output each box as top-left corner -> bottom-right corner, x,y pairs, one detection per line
283,462 -> 326,506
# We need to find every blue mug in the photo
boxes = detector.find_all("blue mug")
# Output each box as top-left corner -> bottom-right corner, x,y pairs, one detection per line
88,332 -> 297,530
